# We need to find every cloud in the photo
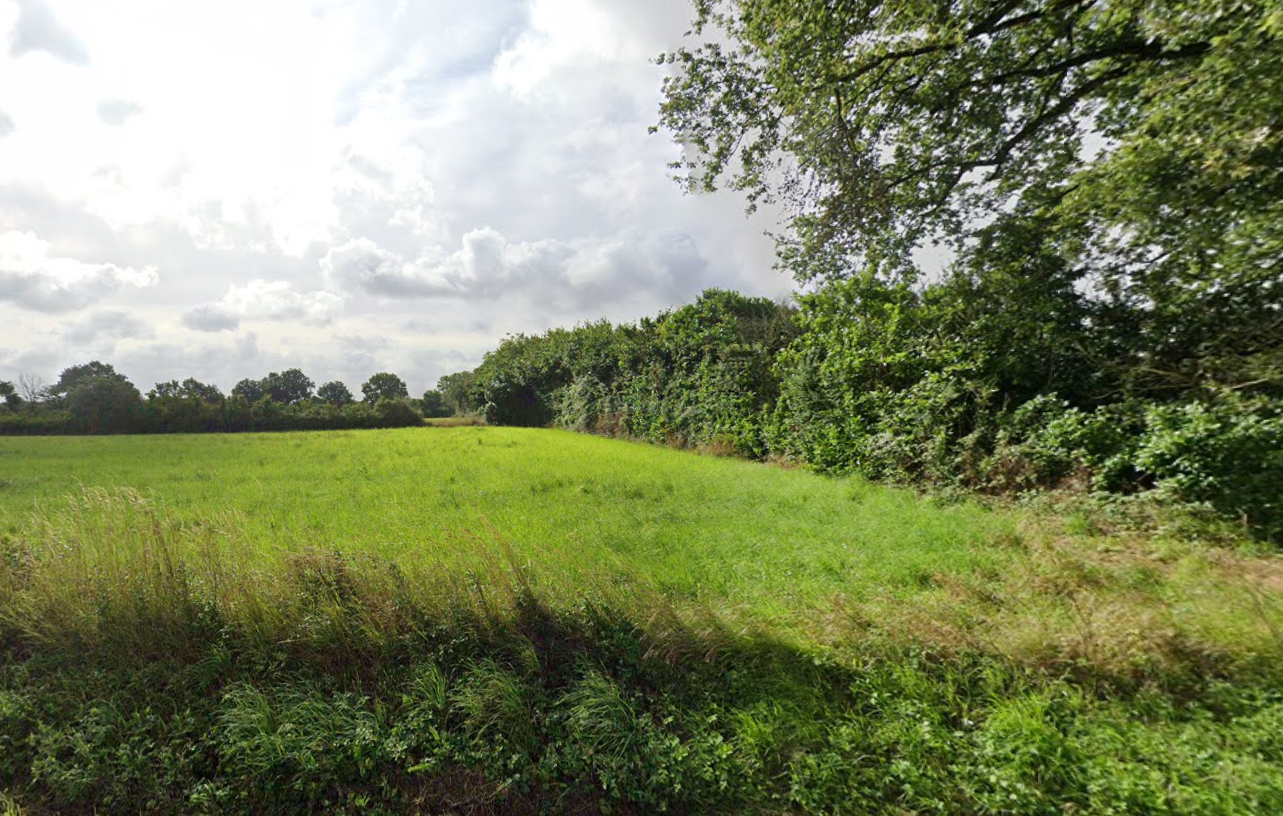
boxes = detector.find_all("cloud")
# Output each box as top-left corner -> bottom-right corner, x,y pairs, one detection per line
0,230 -> 158,313
0,0 -> 786,398
322,228 -> 708,305
182,279 -> 345,332
60,309 -> 154,345
96,98 -> 142,126
181,304 -> 240,333
8,0 -> 90,64
0,110 -> 13,137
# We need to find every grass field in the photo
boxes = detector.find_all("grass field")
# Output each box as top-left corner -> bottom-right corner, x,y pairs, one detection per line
0,426 -> 1006,634
2,427 -> 1282,814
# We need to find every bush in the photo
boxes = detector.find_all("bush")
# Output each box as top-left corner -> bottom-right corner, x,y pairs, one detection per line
1134,396 -> 1283,542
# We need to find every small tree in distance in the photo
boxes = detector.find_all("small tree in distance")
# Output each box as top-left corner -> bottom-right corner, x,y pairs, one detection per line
0,381 -> 20,410
231,378 -> 265,402
362,372 -> 409,403
317,381 -> 355,407
420,389 -> 448,417
262,369 -> 314,404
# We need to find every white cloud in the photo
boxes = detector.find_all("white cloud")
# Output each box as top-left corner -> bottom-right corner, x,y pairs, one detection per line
7,0 -> 89,64
0,229 -> 157,312
322,227 -> 708,305
60,308 -> 153,344
183,279 -> 344,332
0,0 -> 788,395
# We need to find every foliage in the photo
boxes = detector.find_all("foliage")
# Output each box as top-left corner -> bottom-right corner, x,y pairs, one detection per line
436,371 -> 480,417
1133,395 -> 1283,541
418,389 -> 449,418
263,369 -> 316,405
440,276 -> 1280,541
230,369 -> 315,405
150,378 -> 223,403
316,381 -> 355,408
0,381 -> 20,410
65,376 -> 144,435
637,0 -> 1283,539
657,0 -> 1283,293
0,365 -> 427,436
360,372 -> 409,404
460,290 -> 796,453
49,361 -> 130,398
231,378 -> 265,403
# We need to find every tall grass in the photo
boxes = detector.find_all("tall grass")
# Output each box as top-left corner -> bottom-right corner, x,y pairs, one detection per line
2,428 -> 1283,813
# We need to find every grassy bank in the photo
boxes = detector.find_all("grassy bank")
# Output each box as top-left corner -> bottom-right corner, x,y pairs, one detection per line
2,428 -> 1281,813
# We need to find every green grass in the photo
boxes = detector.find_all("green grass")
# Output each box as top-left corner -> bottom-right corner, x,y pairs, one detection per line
0,427 -> 1005,635
2,427 -> 1282,815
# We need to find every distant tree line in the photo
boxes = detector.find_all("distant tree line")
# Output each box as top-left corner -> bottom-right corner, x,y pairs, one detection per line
440,286 -> 1282,543
0,364 -> 450,436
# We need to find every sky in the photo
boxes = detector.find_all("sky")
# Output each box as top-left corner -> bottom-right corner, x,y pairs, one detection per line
0,0 -> 787,396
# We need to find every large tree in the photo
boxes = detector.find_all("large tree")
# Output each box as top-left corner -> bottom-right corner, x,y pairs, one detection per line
50,361 -> 130,397
262,369 -> 315,404
66,377 -> 143,434
658,0 -> 1283,393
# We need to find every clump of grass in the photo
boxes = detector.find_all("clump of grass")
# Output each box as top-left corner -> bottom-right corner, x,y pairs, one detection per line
837,517 -> 1283,688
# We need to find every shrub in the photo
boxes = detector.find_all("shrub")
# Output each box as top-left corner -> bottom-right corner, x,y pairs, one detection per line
1134,396 -> 1283,542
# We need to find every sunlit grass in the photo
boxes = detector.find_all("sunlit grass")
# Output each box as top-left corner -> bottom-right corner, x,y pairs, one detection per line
0,427 -> 1008,636
4,428 -> 1283,814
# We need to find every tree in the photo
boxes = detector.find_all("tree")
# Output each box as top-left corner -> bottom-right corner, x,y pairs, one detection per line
317,381 -> 355,407
661,0 -> 1281,269
66,376 -> 142,434
231,370 -> 314,404
50,361 -> 130,397
437,371 -> 479,416
16,374 -> 46,405
658,0 -> 1283,394
0,381 -> 20,410
262,369 -> 314,404
419,389 -> 448,417
231,378 -> 265,403
361,372 -> 409,403
151,378 -> 223,403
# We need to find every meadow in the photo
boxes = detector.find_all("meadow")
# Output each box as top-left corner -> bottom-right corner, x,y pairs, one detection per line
2,427 -> 1282,814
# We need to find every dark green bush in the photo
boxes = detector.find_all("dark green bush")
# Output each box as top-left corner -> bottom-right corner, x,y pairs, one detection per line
1134,396 -> 1283,541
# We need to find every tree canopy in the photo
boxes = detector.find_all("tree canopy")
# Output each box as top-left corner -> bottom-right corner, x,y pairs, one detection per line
0,381 -> 19,409
50,361 -> 130,397
150,378 -> 224,403
317,381 -> 356,407
361,373 -> 409,404
660,0 -> 1282,272
657,0 -> 1283,395
232,369 -> 315,405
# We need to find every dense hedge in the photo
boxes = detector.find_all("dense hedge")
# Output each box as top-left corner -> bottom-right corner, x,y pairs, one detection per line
0,396 -> 424,436
455,290 -> 798,457
448,284 -> 1282,543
